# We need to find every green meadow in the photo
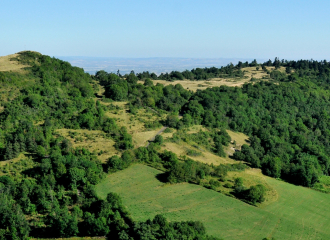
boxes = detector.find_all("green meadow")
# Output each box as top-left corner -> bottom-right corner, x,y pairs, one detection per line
96,164 -> 330,240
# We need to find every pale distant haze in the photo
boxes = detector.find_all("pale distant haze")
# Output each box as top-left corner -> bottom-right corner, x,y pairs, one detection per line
1,0 -> 330,71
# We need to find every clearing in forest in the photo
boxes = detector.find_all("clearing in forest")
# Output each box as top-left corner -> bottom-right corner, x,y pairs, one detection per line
159,127 -> 249,166
96,164 -> 330,240
139,66 -> 287,92
55,129 -> 118,162
104,101 -> 166,148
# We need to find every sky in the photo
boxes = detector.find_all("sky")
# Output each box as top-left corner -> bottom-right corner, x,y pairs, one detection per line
1,0 -> 330,60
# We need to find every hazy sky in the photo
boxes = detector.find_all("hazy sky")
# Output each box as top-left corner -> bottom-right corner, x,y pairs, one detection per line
1,0 -> 330,59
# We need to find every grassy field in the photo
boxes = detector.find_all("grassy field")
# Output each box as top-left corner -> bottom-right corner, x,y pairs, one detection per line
96,164 -> 330,240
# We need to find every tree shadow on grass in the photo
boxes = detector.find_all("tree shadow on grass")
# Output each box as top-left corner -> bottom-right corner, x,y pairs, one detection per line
155,172 -> 169,183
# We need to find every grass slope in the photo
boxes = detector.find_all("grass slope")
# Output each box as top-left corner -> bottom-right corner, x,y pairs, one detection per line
96,164 -> 330,240
0,53 -> 30,72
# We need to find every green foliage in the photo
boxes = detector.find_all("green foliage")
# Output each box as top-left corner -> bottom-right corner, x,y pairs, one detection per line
0,192 -> 30,240
186,149 -> 202,157
246,184 -> 266,204
186,70 -> 330,186
154,135 -> 164,145
131,215 -> 221,240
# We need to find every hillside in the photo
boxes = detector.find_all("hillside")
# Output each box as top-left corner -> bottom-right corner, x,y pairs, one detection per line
96,164 -> 330,240
1,51 -> 330,239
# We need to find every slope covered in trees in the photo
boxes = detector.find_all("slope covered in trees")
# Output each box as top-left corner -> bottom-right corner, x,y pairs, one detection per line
0,52 -> 219,239
2,51 -> 330,239
96,57 -> 330,188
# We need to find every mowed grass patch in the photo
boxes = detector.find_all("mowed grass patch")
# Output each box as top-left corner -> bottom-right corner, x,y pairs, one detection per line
96,164 -> 330,239
56,129 -> 117,162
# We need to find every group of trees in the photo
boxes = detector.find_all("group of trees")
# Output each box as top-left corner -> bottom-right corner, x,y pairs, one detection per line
95,70 -> 192,112
233,177 -> 266,205
176,60 -> 330,187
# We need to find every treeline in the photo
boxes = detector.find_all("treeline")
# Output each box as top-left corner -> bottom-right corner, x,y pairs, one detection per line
131,65 -> 244,81
118,57 -> 330,82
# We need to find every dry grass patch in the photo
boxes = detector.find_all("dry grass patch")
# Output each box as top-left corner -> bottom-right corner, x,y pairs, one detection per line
104,102 -> 166,148
161,128 -> 177,139
139,78 -> 251,92
225,129 -> 249,157
161,142 -> 235,165
226,129 -> 249,147
187,125 -> 209,134
56,129 -> 117,162
132,128 -> 164,148
241,66 -> 287,79
0,53 -> 30,72
0,153 -> 26,167
140,66 -> 288,91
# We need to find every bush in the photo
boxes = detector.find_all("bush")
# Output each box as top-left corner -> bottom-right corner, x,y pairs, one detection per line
246,184 -> 266,204
154,135 -> 164,145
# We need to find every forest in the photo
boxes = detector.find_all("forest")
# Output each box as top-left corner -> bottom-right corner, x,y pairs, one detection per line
95,57 -> 330,188
1,51 -> 330,239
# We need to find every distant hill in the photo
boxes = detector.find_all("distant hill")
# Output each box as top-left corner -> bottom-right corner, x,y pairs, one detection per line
56,56 -> 267,74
